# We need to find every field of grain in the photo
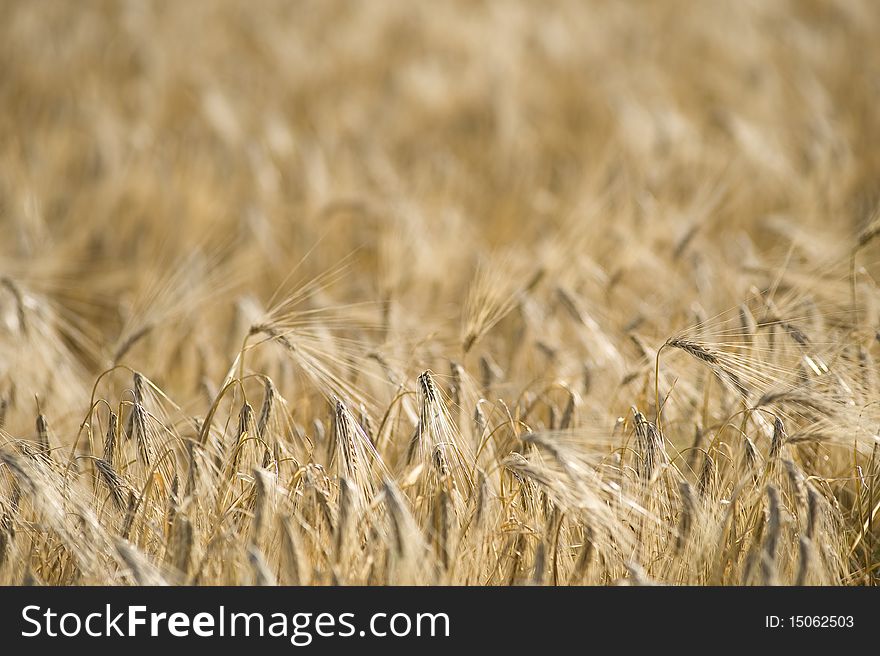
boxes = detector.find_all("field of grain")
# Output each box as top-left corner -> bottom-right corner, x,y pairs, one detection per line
1,0 -> 879,585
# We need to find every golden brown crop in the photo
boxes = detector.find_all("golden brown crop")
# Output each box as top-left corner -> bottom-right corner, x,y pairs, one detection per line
0,0 -> 879,586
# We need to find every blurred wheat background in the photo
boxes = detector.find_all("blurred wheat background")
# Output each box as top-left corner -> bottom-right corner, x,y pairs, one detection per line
1,0 -> 880,585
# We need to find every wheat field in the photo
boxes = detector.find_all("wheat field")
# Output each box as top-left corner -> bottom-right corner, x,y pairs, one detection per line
1,0 -> 879,586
